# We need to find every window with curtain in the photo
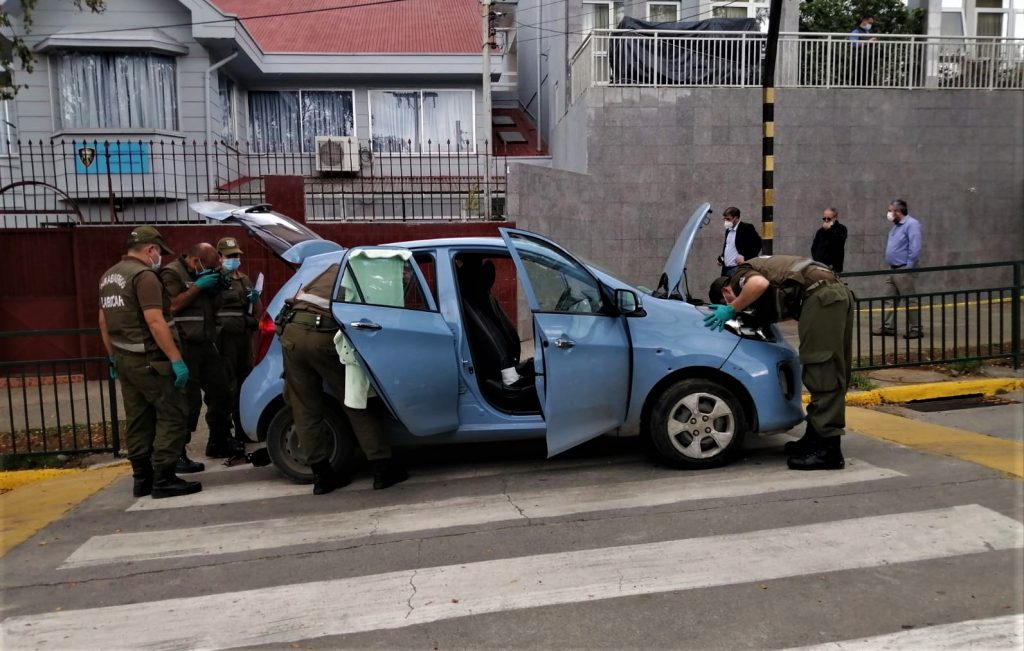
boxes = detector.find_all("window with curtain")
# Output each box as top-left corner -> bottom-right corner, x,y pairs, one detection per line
248,90 -> 354,153
218,75 -> 235,141
54,52 -> 179,130
369,90 -> 474,153
647,2 -> 680,23
582,2 -> 624,32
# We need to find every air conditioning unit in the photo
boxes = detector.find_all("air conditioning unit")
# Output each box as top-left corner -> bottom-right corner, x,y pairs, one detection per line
314,136 -> 359,173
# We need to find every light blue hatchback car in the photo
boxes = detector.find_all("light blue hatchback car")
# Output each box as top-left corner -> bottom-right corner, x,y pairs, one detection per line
192,202 -> 804,482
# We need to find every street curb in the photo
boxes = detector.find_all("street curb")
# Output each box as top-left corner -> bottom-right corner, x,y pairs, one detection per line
800,378 -> 1024,406
0,462 -> 130,557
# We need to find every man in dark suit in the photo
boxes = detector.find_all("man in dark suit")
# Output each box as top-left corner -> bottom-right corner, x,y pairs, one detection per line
811,207 -> 848,273
718,207 -> 762,276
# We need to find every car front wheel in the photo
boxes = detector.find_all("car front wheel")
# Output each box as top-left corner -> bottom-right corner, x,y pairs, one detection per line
265,405 -> 356,483
646,378 -> 746,469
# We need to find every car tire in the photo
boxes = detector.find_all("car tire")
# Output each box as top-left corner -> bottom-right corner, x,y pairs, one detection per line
265,405 -> 357,483
646,378 -> 746,469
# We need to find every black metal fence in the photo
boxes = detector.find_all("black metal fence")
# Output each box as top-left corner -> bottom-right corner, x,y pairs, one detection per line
0,139 -> 509,227
0,329 -> 120,457
847,261 -> 1022,370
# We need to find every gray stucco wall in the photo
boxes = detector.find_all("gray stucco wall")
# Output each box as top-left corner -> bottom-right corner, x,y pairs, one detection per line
508,87 -> 1024,299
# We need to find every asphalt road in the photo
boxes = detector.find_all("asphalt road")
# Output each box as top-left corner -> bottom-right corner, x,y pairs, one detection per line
2,419 -> 1023,650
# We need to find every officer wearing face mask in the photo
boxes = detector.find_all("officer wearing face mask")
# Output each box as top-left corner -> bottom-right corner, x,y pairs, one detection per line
97,226 -> 200,499
215,237 -> 262,447
160,242 -> 241,470
810,207 -> 847,273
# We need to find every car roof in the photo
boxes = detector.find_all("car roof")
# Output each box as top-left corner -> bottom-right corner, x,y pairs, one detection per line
387,236 -> 507,250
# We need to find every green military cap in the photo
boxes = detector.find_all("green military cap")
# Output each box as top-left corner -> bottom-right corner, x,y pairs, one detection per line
217,237 -> 243,256
128,225 -> 173,255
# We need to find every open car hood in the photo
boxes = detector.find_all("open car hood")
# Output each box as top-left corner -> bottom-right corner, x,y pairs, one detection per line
189,201 -> 343,264
656,202 -> 713,300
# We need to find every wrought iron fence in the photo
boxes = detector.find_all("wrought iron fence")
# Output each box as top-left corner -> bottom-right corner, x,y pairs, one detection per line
571,30 -> 1024,98
0,139 -> 508,227
0,328 -> 121,457
846,261 -> 1022,370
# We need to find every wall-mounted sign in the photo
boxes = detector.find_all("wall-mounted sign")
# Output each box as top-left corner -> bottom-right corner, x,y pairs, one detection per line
74,141 -> 151,175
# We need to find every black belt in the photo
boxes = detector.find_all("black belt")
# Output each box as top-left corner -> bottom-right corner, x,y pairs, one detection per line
290,311 -> 339,331
890,264 -> 906,269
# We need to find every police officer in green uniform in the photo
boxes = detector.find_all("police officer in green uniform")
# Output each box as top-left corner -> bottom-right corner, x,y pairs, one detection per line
278,263 -> 407,495
706,255 -> 854,470
98,226 -> 202,499
216,236 -> 261,443
161,242 -> 241,468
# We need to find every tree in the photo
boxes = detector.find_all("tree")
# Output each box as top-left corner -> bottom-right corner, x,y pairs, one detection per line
1,0 -> 106,99
799,0 -> 924,35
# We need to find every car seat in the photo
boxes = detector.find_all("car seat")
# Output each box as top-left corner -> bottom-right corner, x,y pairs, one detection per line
456,257 -> 538,413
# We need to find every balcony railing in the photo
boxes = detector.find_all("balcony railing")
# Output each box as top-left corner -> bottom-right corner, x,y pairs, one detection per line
570,30 -> 1024,100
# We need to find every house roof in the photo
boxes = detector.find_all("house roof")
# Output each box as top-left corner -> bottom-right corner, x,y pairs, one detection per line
207,0 -> 481,54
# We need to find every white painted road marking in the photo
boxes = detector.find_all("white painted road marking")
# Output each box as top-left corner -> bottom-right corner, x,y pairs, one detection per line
789,613 -> 1024,650
65,460 -> 902,568
5,506 -> 1020,651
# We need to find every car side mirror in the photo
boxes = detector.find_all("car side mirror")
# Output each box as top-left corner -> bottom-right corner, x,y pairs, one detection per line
615,289 -> 645,316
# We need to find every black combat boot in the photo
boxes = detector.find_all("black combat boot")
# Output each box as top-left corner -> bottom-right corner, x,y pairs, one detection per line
310,460 -> 350,495
176,453 -> 205,473
787,435 -> 845,471
151,467 -> 203,499
130,459 -> 153,497
372,459 -> 409,490
206,436 -> 244,459
783,426 -> 821,455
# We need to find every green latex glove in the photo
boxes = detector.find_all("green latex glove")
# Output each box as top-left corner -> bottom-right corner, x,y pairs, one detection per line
107,356 -> 118,380
246,288 -> 261,304
194,270 -> 220,291
171,359 -> 190,388
702,304 -> 736,331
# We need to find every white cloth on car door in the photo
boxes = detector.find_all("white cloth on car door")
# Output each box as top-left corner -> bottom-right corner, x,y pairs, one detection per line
334,330 -> 375,409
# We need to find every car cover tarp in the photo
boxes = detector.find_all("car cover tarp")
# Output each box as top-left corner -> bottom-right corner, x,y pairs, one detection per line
607,17 -> 762,85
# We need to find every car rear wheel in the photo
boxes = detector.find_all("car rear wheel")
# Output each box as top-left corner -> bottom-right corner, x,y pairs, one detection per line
265,405 -> 356,483
646,378 -> 746,469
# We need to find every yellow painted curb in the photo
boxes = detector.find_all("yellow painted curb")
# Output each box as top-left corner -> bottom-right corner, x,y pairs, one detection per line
0,468 -> 79,492
847,406 -> 1024,479
800,378 -> 1024,406
0,463 -> 130,557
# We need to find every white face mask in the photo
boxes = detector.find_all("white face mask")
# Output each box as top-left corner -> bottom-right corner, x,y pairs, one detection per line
886,211 -> 895,222
822,220 -> 833,230
148,248 -> 162,271
723,220 -> 734,229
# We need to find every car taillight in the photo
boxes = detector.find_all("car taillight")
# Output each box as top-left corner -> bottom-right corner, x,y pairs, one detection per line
254,312 -> 277,365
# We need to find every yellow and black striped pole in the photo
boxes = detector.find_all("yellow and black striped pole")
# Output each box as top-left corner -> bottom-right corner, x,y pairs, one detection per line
761,0 -> 783,255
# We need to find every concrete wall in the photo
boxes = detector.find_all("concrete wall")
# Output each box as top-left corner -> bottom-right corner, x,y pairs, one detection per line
508,87 -> 1024,298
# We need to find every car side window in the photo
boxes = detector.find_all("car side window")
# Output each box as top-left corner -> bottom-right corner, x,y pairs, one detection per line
507,232 -> 605,314
335,251 -> 431,311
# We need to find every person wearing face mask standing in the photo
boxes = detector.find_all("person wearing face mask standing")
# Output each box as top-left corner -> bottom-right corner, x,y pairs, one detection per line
97,226 -> 201,498
215,237 -> 262,447
160,242 -> 241,470
811,207 -> 847,273
848,15 -> 878,85
874,199 -> 923,339
717,207 -> 762,277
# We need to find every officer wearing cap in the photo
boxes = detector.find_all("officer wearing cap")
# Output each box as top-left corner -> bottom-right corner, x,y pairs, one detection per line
215,236 -> 262,444
160,242 -> 241,468
278,263 -> 407,495
706,255 -> 854,471
98,226 -> 201,499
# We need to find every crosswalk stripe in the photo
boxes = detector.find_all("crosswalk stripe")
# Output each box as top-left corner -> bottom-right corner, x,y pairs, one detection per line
6,505 -> 1021,651
64,460 -> 902,568
788,613 -> 1024,650
126,454 -> 643,511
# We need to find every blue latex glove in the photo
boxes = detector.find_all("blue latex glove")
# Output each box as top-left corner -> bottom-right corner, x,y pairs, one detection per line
246,288 -> 261,304
171,359 -> 190,388
194,270 -> 220,291
702,304 -> 736,331
107,356 -> 118,380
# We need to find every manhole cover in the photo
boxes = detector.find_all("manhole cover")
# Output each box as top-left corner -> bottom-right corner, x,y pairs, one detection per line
903,394 -> 1020,412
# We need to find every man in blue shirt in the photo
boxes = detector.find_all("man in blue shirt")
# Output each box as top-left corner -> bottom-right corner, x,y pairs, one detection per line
873,199 -> 923,338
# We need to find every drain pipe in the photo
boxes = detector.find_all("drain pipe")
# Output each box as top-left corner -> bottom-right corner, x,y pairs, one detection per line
205,51 -> 239,146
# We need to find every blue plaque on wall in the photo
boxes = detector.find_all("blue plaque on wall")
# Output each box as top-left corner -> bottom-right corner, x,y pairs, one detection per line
75,141 -> 151,174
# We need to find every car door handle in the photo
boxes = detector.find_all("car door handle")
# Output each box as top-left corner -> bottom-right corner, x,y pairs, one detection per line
553,337 -> 575,349
349,320 -> 382,331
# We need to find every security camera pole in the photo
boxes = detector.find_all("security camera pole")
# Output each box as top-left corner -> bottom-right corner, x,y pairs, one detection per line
761,0 -> 783,255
